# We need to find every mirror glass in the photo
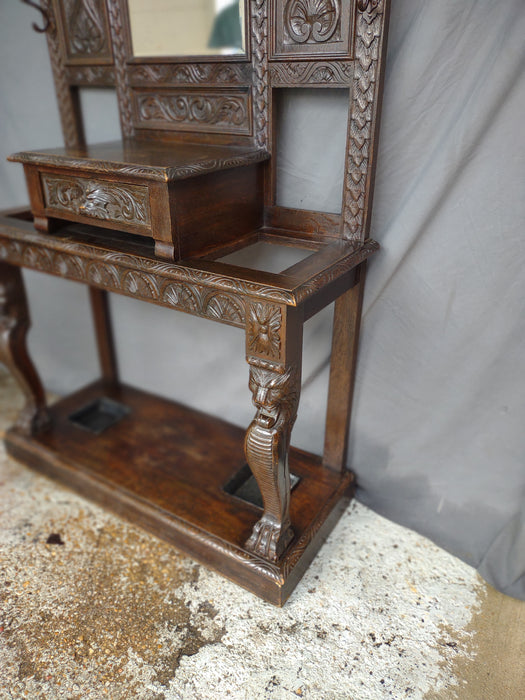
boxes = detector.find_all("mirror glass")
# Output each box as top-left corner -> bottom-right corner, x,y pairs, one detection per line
128,0 -> 246,58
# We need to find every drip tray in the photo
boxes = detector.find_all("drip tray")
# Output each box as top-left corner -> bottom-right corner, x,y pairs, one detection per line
69,397 -> 130,435
224,463 -> 300,509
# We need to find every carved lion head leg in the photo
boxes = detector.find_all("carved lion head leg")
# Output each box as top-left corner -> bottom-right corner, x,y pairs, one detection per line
0,262 -> 50,435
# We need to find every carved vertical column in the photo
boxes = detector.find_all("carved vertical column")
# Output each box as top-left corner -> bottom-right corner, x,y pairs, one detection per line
342,0 -> 388,241
0,263 -> 49,435
244,301 -> 303,561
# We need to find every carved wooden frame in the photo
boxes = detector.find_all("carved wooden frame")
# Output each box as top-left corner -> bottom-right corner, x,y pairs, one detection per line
3,0 -> 391,604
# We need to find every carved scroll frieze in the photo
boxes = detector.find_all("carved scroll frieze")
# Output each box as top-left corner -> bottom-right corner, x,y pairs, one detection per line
270,61 -> 352,86
128,63 -> 252,88
284,0 -> 340,45
41,174 -> 151,228
247,302 -> 283,362
251,0 -> 270,149
133,90 -> 252,135
245,363 -> 300,561
342,0 -> 385,240
57,0 -> 113,63
65,65 -> 115,86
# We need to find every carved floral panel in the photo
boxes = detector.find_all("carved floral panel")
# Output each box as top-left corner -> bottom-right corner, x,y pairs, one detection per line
247,302 -> 283,362
57,0 -> 113,64
272,0 -> 353,58
132,89 -> 252,135
41,174 -> 151,229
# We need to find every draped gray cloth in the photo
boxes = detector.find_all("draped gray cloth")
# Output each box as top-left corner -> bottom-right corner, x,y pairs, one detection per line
1,0 -> 524,598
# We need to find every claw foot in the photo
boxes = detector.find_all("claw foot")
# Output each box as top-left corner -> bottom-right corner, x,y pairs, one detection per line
246,516 -> 294,562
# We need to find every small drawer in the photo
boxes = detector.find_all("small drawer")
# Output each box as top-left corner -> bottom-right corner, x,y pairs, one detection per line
41,173 -> 152,232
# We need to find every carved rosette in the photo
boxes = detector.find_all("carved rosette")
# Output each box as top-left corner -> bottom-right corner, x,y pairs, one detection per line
251,0 -> 270,149
245,364 -> 301,561
42,175 -> 151,228
284,0 -> 341,45
247,303 -> 283,362
343,0 -> 385,240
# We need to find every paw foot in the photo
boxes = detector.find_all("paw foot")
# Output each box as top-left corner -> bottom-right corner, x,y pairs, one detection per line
246,516 -> 294,562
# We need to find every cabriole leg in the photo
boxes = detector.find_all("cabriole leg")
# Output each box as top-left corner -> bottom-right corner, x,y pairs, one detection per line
0,262 -> 49,435
244,302 -> 303,562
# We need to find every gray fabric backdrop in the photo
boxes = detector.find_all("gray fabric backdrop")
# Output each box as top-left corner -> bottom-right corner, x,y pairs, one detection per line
1,0 -> 524,599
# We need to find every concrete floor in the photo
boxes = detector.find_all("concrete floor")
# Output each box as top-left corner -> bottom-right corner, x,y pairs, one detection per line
0,370 -> 524,699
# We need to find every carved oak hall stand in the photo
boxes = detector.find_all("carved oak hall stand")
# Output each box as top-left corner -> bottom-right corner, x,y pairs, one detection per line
1,0 -> 389,605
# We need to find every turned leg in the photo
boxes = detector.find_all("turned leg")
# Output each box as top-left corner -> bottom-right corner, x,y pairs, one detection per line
0,262 -> 49,435
244,302 -> 303,562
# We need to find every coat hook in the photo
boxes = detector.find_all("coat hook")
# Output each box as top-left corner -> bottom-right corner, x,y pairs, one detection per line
21,0 -> 50,34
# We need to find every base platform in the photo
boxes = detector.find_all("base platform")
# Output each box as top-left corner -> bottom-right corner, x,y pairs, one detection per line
5,381 -> 354,605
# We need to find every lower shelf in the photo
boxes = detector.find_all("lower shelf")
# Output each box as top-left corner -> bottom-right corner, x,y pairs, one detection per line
5,380 -> 355,605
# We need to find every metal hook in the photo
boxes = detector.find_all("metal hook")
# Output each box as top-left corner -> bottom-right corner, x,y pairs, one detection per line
21,0 -> 50,34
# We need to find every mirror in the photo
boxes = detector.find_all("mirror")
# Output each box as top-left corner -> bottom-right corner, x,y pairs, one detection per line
128,0 -> 246,58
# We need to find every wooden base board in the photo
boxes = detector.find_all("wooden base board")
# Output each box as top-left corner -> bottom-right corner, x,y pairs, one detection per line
5,381 -> 355,605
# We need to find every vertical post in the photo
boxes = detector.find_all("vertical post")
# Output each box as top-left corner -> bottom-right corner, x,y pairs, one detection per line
88,287 -> 119,384
323,262 -> 367,472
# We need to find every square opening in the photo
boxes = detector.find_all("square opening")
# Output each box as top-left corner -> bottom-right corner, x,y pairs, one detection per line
218,240 -> 313,274
224,463 -> 300,509
69,397 -> 130,435
275,88 -> 349,214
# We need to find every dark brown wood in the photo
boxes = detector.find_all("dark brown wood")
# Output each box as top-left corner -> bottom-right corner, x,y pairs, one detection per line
323,262 -> 366,472
4,380 -> 355,605
271,0 -> 355,60
244,303 -> 303,560
10,141 -> 269,260
0,262 -> 50,435
88,287 -> 118,382
4,0 -> 391,603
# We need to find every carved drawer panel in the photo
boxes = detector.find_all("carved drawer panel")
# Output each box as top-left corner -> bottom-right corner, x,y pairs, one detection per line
41,174 -> 151,230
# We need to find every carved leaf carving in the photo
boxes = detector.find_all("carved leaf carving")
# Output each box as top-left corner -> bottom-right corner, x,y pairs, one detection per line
204,293 -> 246,325
251,0 -> 269,148
42,175 -> 151,228
342,0 -> 385,240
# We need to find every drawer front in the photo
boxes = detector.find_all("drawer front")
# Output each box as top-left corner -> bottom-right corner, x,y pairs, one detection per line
41,173 -> 152,231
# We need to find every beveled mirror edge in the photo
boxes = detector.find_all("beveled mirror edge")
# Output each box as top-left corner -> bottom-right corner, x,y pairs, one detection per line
126,0 -> 251,63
